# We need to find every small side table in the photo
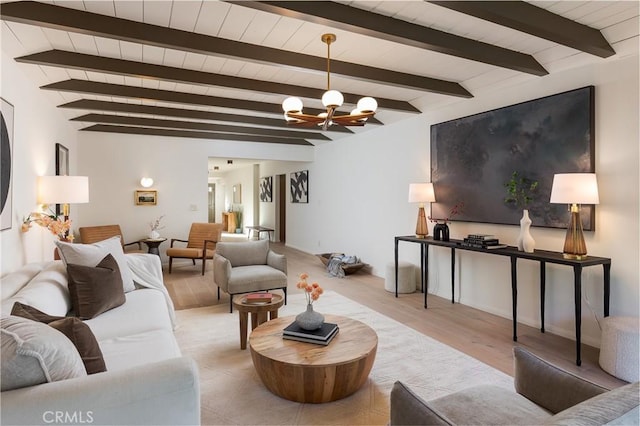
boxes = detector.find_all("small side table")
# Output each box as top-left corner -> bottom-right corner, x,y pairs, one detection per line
232,293 -> 284,350
141,238 -> 167,256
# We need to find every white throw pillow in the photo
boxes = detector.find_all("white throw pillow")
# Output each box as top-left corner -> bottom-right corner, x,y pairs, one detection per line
55,236 -> 135,292
1,316 -> 87,391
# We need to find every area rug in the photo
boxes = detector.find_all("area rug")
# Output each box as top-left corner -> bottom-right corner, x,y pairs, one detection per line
174,291 -> 514,425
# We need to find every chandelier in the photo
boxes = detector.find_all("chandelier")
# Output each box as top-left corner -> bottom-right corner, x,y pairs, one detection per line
282,33 -> 378,131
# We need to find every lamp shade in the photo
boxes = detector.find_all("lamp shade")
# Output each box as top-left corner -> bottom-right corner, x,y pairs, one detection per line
357,97 -> 378,113
408,183 -> 436,203
37,176 -> 89,204
321,90 -> 344,108
282,97 -> 303,113
550,173 -> 599,205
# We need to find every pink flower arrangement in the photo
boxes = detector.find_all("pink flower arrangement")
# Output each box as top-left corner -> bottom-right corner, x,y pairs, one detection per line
22,211 -> 73,241
296,273 -> 324,304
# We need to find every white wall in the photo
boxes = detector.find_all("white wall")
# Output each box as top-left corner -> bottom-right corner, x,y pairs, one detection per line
283,54 -> 639,347
0,52 -> 79,274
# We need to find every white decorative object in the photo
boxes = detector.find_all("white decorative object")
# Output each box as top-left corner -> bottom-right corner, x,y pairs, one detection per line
518,209 -> 535,253
149,230 -> 160,239
599,316 -> 640,382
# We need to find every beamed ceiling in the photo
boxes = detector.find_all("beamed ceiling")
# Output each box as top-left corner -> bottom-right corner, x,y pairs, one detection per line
1,0 -> 638,147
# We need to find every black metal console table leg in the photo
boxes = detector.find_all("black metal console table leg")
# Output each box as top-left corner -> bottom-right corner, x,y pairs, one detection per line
424,244 -> 429,308
420,244 -> 425,293
574,265 -> 583,366
450,248 -> 455,303
540,261 -> 546,333
604,263 -> 611,317
394,239 -> 399,298
511,256 -> 518,342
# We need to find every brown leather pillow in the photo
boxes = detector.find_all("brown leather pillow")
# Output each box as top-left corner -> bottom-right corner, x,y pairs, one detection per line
10,302 -> 107,374
67,253 -> 126,320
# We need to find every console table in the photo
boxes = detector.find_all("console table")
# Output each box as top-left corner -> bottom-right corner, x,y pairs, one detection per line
394,235 -> 611,365
246,226 -> 274,241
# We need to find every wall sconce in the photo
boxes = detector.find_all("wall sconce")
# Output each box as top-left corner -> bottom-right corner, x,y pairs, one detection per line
37,176 -> 90,219
550,173 -> 599,259
408,183 -> 436,238
140,177 -> 154,188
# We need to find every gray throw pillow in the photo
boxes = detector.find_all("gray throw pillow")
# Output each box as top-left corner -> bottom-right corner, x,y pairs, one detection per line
11,302 -> 107,374
1,316 -> 86,391
55,236 -> 135,292
67,253 -> 126,320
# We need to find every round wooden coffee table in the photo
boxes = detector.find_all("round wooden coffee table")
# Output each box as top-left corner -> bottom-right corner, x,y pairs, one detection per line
233,293 -> 284,350
249,314 -> 378,403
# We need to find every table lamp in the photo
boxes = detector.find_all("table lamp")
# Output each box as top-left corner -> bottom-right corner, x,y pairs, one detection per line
37,175 -> 90,221
549,173 -> 599,259
408,183 -> 436,238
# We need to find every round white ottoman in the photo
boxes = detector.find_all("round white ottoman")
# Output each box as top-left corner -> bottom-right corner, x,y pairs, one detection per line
385,262 -> 415,294
599,316 -> 639,382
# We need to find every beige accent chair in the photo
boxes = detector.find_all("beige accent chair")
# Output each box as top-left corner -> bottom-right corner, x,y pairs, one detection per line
79,225 -> 144,253
213,240 -> 287,312
166,223 -> 223,274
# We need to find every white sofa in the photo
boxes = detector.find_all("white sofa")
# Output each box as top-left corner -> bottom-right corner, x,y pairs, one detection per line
1,254 -> 200,426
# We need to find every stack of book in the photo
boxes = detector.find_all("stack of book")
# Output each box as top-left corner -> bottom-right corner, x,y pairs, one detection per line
461,234 -> 507,250
282,321 -> 339,346
243,292 -> 273,304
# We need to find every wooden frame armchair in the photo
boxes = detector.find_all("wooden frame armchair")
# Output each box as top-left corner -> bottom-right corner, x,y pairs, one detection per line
166,223 -> 223,275
78,225 -> 144,253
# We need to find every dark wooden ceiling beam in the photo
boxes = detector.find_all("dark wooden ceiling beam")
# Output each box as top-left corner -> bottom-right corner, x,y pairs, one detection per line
17,50 -> 419,113
231,1 -> 547,76
58,99 -> 354,133
42,79 -> 383,125
0,1 -> 471,97
80,124 -> 313,146
71,113 -> 330,140
430,1 -> 615,58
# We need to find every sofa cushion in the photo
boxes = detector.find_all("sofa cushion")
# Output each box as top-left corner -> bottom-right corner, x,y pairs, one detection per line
1,316 -> 86,391
227,265 -> 287,294
217,240 -> 269,267
98,328 -> 182,371
0,262 -> 49,302
85,288 -> 174,342
55,236 -> 135,292
546,381 -> 640,425
0,261 -> 70,317
67,254 -> 126,320
10,302 -> 106,374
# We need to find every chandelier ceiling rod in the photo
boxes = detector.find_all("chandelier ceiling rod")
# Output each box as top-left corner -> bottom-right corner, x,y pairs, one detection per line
282,33 -> 378,131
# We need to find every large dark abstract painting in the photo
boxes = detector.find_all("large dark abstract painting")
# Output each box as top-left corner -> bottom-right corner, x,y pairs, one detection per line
431,86 -> 595,230
290,170 -> 308,204
1,98 -> 14,231
260,176 -> 272,202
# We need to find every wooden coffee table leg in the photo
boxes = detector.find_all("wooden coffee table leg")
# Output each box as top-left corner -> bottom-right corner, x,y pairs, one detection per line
239,311 -> 249,350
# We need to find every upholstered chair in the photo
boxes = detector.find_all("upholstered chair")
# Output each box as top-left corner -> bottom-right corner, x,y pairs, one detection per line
213,240 -> 287,312
166,223 -> 223,274
79,225 -> 144,253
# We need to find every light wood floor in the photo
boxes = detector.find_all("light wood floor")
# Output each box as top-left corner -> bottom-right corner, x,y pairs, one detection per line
163,242 -> 626,390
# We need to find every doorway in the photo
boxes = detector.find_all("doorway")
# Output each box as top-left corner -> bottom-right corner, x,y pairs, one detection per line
208,183 -> 215,223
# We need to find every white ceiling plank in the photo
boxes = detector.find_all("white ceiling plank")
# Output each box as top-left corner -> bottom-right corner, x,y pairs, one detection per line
143,1 -> 173,27
239,11 -> 281,45
169,0 -> 203,32
85,71 -> 108,83
162,48 -> 188,68
39,64 -> 70,81
261,17 -> 305,49
602,16 -> 640,45
119,41 -> 143,62
114,1 -> 143,22
193,0 -> 231,37
66,69 -> 88,80
83,0 -> 116,17
41,28 -> 74,51
124,76 -> 143,87
142,44 -> 166,65
182,52 -> 208,71
94,36 -> 121,58
4,22 -> 52,52
51,1 -> 86,12
217,3 -> 256,41
67,32 -> 99,54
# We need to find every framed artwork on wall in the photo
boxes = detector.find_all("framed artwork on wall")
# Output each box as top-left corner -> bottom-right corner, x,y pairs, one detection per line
290,170 -> 308,204
233,184 -> 242,204
55,143 -> 70,217
430,86 -> 595,230
260,176 -> 273,202
135,190 -> 157,206
1,98 -> 14,231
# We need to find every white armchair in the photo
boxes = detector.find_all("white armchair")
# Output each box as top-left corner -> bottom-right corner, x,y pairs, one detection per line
213,240 -> 288,312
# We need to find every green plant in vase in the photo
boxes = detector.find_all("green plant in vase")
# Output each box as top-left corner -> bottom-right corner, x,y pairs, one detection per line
504,171 -> 538,253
